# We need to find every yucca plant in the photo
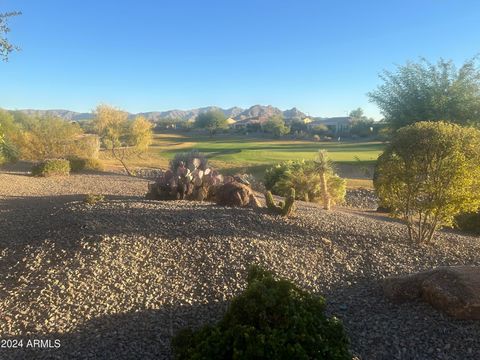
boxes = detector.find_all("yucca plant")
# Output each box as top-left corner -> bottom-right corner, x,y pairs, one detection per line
314,150 -> 334,210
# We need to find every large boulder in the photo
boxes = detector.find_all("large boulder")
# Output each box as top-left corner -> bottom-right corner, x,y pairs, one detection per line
215,182 -> 252,207
383,266 -> 480,320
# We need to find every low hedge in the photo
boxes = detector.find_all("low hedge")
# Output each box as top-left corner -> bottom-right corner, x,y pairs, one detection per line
68,157 -> 104,172
172,266 -> 351,360
455,211 -> 480,234
31,159 -> 70,177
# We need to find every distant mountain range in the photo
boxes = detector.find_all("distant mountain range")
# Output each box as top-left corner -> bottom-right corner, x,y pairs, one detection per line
12,105 -> 311,122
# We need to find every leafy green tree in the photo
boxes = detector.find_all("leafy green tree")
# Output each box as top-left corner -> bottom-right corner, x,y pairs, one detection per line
368,58 -> 480,129
93,104 -> 153,175
311,124 -> 330,136
263,115 -> 290,137
290,119 -> 308,134
374,121 -> 480,243
128,115 -> 153,152
194,110 -> 228,135
349,107 -> 365,120
348,108 -> 376,137
1,11 -> 21,61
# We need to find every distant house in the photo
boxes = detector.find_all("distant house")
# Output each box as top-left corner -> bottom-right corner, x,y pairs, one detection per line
308,117 -> 353,135
225,118 -> 237,125
231,117 -> 264,129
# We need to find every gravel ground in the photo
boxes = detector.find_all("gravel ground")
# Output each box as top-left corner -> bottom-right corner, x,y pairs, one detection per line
1,166 -> 479,359
345,188 -> 378,209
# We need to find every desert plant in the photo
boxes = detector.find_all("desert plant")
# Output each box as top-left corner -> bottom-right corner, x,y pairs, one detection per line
265,188 -> 296,217
83,193 -> 105,205
92,105 -> 153,175
172,266 -> 350,360
31,159 -> 70,177
68,157 -> 104,172
17,116 -> 84,161
0,123 -> 18,164
265,158 -> 346,207
169,149 -> 208,173
315,150 -> 333,210
147,151 -> 223,201
374,121 -> 480,243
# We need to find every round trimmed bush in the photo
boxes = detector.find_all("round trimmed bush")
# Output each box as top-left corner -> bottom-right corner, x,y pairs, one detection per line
172,266 -> 351,360
68,157 -> 104,172
31,159 -> 70,177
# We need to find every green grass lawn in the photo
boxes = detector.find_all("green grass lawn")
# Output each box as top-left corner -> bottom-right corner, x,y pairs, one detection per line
101,131 -> 385,186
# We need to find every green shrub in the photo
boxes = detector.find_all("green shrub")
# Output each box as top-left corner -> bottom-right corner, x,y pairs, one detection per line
172,266 -> 350,360
374,121 -> 480,243
31,159 -> 70,177
454,212 -> 480,234
265,159 -> 346,206
68,157 -> 104,172
0,140 -> 19,165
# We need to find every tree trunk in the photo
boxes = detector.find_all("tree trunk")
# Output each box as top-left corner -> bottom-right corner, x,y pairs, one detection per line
112,147 -> 134,176
320,171 -> 330,210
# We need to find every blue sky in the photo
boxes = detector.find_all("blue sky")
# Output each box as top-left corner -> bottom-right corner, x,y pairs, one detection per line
1,0 -> 479,119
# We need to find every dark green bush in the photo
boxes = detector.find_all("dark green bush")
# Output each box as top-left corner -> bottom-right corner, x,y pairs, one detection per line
454,212 -> 480,234
31,159 -> 70,177
172,266 -> 351,360
68,157 -> 104,172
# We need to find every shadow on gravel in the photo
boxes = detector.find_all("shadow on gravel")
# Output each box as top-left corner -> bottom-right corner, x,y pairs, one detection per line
3,280 -> 480,360
0,301 -> 228,360
0,194 -> 144,292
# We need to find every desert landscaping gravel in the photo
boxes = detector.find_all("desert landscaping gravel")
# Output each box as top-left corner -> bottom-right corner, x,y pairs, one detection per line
1,166 -> 479,359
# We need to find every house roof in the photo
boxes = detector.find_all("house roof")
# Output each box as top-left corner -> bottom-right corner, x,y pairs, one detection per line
309,117 -> 352,126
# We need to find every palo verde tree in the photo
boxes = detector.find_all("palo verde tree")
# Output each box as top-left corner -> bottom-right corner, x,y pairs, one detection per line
1,11 -> 21,61
368,58 -> 480,130
374,121 -> 480,243
194,109 -> 228,136
18,116 -> 83,160
93,104 -> 153,175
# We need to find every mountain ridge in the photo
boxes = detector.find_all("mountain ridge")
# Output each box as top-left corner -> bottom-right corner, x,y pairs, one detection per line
10,105 -> 311,122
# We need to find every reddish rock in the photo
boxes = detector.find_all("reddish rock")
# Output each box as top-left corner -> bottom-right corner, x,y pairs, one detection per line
384,266 -> 480,320
215,182 -> 252,207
